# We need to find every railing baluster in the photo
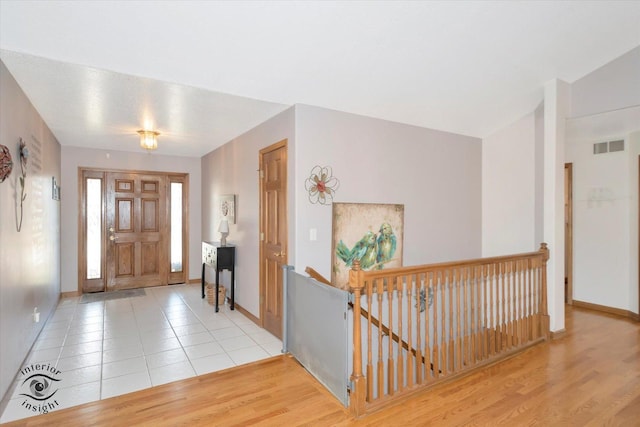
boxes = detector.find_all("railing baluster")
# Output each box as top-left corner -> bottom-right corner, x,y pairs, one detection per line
463,267 -> 469,367
387,276 -> 395,395
424,272 -> 431,382
515,261 -> 519,345
455,268 -> 462,371
377,278 -> 384,399
441,270 -> 447,374
478,265 -> 484,360
415,274 -> 423,385
433,270 -> 439,379
407,275 -> 414,388
482,264 -> 488,359
448,270 -> 454,373
528,258 -> 533,341
500,262 -> 506,351
489,264 -> 495,355
533,258 -> 540,339
507,261 -> 513,349
470,266 -> 477,365
512,260 -> 517,346
517,259 -> 523,346
530,258 -> 535,341
366,279 -> 373,402
397,276 -> 404,390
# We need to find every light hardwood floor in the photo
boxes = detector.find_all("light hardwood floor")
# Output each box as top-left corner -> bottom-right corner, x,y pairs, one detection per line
5,306 -> 639,426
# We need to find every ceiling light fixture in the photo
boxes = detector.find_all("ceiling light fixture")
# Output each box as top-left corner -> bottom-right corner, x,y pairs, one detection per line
137,130 -> 159,151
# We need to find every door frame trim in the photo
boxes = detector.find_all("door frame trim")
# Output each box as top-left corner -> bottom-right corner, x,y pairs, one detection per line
78,167 -> 189,293
258,139 -> 288,328
565,163 -> 573,305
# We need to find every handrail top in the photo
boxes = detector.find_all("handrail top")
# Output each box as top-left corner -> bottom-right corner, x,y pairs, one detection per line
352,244 -> 548,281
304,266 -> 332,286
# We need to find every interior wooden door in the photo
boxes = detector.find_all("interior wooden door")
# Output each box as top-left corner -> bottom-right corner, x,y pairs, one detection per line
106,171 -> 168,290
259,140 -> 288,339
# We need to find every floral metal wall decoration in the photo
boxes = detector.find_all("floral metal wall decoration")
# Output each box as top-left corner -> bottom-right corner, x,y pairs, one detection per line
16,138 -> 29,232
304,165 -> 339,205
0,144 -> 12,183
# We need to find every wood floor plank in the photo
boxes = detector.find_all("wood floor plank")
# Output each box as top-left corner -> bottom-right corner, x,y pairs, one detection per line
4,306 -> 639,426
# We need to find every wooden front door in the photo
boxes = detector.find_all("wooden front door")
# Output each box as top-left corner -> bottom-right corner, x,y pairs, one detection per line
106,172 -> 168,290
259,140 -> 288,339
80,168 -> 188,294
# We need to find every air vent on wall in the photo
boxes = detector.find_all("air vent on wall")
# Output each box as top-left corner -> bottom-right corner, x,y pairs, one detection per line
609,139 -> 625,152
593,139 -> 625,155
593,142 -> 608,154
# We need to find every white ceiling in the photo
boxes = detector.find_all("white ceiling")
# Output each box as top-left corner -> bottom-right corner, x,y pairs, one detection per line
1,1 -> 639,157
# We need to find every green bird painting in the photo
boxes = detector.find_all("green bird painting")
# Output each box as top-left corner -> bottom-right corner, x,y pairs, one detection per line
332,202 -> 404,289
336,223 -> 397,271
376,222 -> 397,268
336,231 -> 378,269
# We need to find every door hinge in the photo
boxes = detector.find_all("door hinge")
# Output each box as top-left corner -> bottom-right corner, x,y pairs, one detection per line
259,170 -> 264,179
260,232 -> 265,241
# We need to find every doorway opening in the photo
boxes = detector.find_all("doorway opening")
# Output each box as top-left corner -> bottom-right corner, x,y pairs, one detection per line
79,168 -> 189,293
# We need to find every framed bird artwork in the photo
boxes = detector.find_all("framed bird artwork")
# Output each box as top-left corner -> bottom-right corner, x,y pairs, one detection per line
331,202 -> 404,290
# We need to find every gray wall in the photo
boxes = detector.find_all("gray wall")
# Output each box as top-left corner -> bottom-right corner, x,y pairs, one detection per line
201,107 -> 296,316
294,104 -> 483,281
482,111 -> 537,256
201,104 -> 482,318
0,61 -> 61,402
60,146 -> 202,292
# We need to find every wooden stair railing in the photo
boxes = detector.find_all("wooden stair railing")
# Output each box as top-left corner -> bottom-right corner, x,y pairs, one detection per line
304,267 -> 428,366
347,244 -> 551,417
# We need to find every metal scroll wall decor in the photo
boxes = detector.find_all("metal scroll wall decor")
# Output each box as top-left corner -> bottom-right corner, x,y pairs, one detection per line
16,138 -> 29,232
304,165 -> 340,205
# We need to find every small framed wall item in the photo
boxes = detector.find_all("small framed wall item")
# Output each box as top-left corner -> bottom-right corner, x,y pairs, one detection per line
52,176 -> 60,201
220,194 -> 236,224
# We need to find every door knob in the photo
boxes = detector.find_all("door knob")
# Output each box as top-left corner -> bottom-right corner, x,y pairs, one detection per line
272,251 -> 286,258
109,235 -> 118,241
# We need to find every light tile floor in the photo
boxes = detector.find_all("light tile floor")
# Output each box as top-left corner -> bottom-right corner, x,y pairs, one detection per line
0,284 -> 282,423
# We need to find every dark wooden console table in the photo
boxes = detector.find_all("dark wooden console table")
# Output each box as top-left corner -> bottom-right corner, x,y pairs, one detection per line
201,241 -> 235,312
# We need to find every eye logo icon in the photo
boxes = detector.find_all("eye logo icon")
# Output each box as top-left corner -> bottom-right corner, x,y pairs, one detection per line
18,363 -> 63,414
21,374 -> 59,401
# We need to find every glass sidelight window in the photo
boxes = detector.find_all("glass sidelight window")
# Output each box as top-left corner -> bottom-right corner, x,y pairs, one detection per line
86,177 -> 102,279
170,181 -> 183,273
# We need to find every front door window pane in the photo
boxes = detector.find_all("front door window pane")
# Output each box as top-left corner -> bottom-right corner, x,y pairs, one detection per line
170,182 -> 183,272
86,178 -> 102,279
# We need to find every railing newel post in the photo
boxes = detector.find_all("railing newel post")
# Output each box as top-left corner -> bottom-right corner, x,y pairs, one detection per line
539,243 -> 551,340
349,260 -> 366,417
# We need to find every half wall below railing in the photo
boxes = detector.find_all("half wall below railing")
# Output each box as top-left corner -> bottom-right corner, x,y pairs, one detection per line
348,243 -> 551,416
